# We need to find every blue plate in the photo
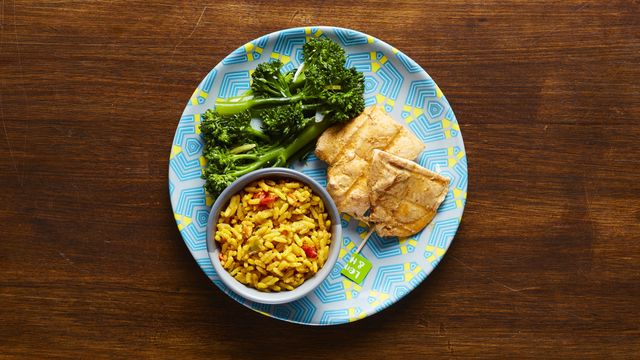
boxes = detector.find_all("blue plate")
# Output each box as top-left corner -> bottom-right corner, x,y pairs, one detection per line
169,26 -> 468,325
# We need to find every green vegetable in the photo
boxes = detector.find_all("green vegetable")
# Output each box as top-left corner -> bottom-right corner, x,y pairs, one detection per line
202,119 -> 334,195
214,37 -> 364,122
260,102 -> 310,138
200,109 -> 267,147
251,60 -> 295,98
200,37 -> 365,196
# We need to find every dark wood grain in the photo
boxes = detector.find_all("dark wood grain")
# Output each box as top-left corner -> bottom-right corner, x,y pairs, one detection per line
1,0 -> 639,358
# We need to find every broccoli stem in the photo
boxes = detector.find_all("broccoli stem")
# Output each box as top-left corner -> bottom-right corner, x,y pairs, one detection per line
229,143 -> 256,154
291,62 -> 306,87
217,119 -> 333,179
301,103 -> 322,111
244,126 -> 269,141
232,154 -> 259,161
215,93 -> 307,115
279,119 -> 333,159
219,91 -> 253,103
252,78 -> 288,97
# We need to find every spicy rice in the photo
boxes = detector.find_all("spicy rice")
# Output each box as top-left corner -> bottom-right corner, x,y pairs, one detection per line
214,178 -> 332,292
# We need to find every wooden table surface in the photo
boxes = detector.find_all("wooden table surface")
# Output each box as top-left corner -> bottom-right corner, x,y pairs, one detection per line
1,1 -> 639,358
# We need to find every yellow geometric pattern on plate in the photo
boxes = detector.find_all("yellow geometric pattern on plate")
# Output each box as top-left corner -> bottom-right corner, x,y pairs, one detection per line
448,146 -> 465,167
402,105 -> 426,124
404,262 -> 422,282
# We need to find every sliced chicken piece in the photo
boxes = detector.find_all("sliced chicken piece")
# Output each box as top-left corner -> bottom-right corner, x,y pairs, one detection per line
386,126 -> 427,160
315,106 -> 425,221
316,106 -> 374,164
326,150 -> 370,218
316,106 -> 423,164
368,149 -> 450,237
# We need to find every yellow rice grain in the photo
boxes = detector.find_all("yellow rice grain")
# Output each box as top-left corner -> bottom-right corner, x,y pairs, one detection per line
213,179 -> 332,292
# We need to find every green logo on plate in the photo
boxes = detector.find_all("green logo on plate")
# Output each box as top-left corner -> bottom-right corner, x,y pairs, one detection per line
341,253 -> 372,284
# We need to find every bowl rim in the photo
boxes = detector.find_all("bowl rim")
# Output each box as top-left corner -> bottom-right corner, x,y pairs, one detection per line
206,167 -> 342,304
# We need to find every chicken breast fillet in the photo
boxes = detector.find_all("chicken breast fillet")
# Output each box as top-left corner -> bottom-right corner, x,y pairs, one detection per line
368,149 -> 450,237
315,106 -> 424,221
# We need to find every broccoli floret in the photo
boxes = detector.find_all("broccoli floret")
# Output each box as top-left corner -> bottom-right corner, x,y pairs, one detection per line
201,120 -> 333,196
313,66 -> 365,123
200,37 -> 365,196
200,109 -> 267,147
251,60 -> 295,98
296,37 -> 347,93
214,37 -> 364,124
259,103 -> 310,138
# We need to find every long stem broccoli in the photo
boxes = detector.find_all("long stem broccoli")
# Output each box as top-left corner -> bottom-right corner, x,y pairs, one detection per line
200,37 -> 365,196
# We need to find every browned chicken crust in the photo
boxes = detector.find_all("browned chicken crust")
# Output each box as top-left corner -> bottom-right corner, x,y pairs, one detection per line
315,106 -> 424,221
368,150 -> 450,237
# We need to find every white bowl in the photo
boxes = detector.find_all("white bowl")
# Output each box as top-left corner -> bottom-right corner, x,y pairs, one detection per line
206,167 -> 342,304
